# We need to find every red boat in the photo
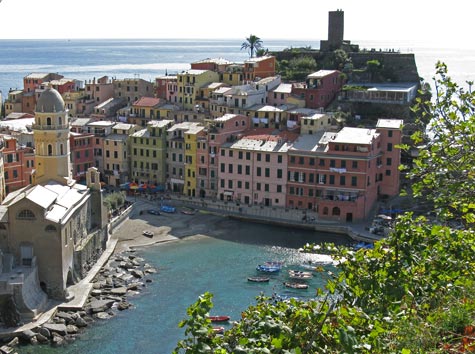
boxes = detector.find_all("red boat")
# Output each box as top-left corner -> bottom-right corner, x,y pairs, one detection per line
207,315 -> 230,322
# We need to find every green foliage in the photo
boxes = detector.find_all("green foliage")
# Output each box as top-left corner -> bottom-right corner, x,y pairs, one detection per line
103,191 -> 126,211
408,62 -> 475,224
241,35 -> 263,59
281,56 -> 317,81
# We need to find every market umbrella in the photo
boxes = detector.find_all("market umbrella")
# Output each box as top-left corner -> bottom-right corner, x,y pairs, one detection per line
129,182 -> 139,190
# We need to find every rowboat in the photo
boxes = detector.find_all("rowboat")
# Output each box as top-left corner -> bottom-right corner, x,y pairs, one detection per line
283,282 -> 309,289
288,270 -> 313,278
213,326 -> 225,334
207,315 -> 230,322
247,276 -> 270,282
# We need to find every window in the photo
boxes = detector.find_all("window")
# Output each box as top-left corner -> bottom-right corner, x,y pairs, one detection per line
45,225 -> 57,232
290,156 -> 295,164
386,158 -> 392,166
340,175 -> 346,185
221,149 -> 225,156
246,152 -> 251,160
385,170 -> 391,176
238,151 -> 243,159
48,144 -> 53,156
257,153 -> 261,161
257,167 -> 261,177
352,160 -> 358,169
277,185 -> 282,193
329,175 -> 335,185
387,143 -> 393,151
265,168 -> 270,178
309,158 -> 315,166
228,164 -> 233,173
299,157 -> 304,165
277,169 -> 282,179
245,165 -> 250,175
265,154 -> 270,162
264,184 -> 269,192
18,209 -> 35,219
319,159 -> 325,166
220,163 -> 225,173
351,176 -> 357,186
245,181 -> 250,189
278,155 -> 282,163
237,181 -> 242,188
388,130 -> 393,137
256,183 -> 261,191
330,160 -> 336,168
237,165 -> 242,174
341,160 -> 346,168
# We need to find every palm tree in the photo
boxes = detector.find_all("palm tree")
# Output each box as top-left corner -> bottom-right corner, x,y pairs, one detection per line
241,34 -> 263,58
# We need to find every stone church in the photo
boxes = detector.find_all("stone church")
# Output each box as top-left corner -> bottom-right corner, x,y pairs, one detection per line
0,86 -> 108,323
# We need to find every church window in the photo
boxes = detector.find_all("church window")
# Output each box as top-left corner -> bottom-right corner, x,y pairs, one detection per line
60,144 -> 64,155
45,225 -> 57,232
59,117 -> 62,126
46,117 -> 52,126
48,144 -> 53,156
18,209 -> 35,219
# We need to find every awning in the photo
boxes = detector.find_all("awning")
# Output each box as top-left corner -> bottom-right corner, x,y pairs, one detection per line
223,191 -> 233,196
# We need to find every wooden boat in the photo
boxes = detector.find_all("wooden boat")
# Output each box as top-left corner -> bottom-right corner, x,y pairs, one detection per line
256,264 -> 281,273
289,271 -> 313,279
283,282 -> 309,289
288,270 -> 313,277
213,326 -> 225,334
207,315 -> 230,322
247,276 -> 270,282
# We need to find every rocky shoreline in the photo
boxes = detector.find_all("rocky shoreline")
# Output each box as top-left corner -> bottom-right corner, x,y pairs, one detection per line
1,249 -> 157,353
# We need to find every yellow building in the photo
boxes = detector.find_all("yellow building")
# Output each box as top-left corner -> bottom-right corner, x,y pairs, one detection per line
177,69 -> 219,110
0,136 -> 6,202
184,125 -> 205,197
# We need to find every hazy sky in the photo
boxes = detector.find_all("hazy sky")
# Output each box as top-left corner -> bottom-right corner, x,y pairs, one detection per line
0,0 -> 469,46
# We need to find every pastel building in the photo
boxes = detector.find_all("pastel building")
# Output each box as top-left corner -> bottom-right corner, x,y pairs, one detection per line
287,118 -> 403,221
130,120 -> 174,186
128,97 -> 163,126
219,131 -> 295,206
176,69 -> 220,110
243,56 -> 276,81
293,70 -> 344,109
0,136 -> 5,202
70,132 -> 95,182
103,123 -> 139,186
196,114 -> 250,199
155,75 -> 178,102
267,83 -> 293,106
166,122 -> 202,193
2,135 -> 35,194
184,125 -> 205,197
113,78 -> 154,104
300,113 -> 333,135
4,90 -> 24,116
85,120 -> 116,174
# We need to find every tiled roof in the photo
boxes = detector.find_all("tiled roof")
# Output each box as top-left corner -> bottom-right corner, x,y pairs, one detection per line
132,97 -> 161,107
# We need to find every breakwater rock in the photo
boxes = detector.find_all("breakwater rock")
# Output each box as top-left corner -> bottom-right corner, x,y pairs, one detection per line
3,250 -> 157,352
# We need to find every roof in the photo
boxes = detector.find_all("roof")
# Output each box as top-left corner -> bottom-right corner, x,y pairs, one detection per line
273,83 -> 292,94
214,114 -> 240,122
192,58 -> 232,65
289,131 -> 328,152
132,97 -> 161,107
24,73 -> 50,79
214,87 -> 233,95
308,70 -> 339,79
376,118 -> 404,129
147,119 -> 174,128
245,55 -> 274,63
104,133 -> 128,142
207,82 -> 226,89
303,113 -> 327,120
346,82 -> 418,92
113,123 -> 136,131
181,69 -> 208,76
257,105 -> 284,112
333,127 -> 378,145
87,120 -> 115,127
5,112 -> 34,120
71,118 -> 92,127
35,86 -> 65,113
230,136 -> 291,153
167,122 -> 201,132
0,117 -> 34,133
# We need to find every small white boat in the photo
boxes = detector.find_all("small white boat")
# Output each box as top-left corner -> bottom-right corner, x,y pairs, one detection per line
288,270 -> 313,277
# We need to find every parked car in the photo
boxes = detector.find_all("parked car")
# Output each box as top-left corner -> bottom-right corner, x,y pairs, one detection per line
147,209 -> 161,215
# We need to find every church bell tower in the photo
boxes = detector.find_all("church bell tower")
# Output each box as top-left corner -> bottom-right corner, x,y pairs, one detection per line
32,85 -> 72,186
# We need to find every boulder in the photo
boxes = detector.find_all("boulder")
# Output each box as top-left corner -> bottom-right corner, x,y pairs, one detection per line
75,316 -> 88,328
42,323 -> 68,336
131,270 -> 144,279
86,299 -> 115,313
38,327 -> 51,338
21,329 -> 36,340
36,333 -> 49,344
110,287 -> 127,296
95,312 -> 111,320
29,336 -> 38,346
51,334 -> 65,347
66,325 -> 79,334
117,301 -> 130,311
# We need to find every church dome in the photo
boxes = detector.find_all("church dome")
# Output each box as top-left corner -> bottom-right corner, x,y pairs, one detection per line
35,86 -> 65,113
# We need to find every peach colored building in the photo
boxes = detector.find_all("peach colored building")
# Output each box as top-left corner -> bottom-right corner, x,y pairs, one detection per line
287,118 -> 403,221
196,114 -> 251,199
70,132 -> 95,182
218,130 -> 297,206
243,56 -> 276,81
155,75 -> 178,102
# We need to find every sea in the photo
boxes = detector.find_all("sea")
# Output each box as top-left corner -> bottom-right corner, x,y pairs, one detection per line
2,38 -> 474,353
1,38 -> 475,101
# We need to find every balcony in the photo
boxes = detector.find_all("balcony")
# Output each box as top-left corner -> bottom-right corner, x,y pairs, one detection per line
32,124 -> 69,130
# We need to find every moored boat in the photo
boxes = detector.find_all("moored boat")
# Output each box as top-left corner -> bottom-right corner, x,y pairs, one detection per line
283,282 -> 309,289
247,276 -> 270,282
288,272 -> 313,280
256,264 -> 281,273
288,270 -> 313,277
213,326 -> 225,334
207,315 -> 230,322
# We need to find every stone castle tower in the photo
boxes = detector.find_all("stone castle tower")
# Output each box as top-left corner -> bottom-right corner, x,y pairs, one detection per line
32,85 -> 73,186
328,9 -> 344,49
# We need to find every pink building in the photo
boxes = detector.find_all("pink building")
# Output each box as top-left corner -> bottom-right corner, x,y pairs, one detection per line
2,135 -> 34,194
196,114 -> 250,199
267,83 -> 292,106
70,132 -> 95,182
243,56 -> 276,82
155,75 -> 178,102
292,70 -> 344,109
287,118 -> 402,221
218,130 -> 297,206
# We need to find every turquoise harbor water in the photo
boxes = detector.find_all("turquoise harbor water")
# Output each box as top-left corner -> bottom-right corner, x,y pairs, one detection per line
19,219 -> 350,354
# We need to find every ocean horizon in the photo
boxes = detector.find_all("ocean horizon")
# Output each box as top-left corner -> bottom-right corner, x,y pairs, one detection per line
1,38 -> 473,102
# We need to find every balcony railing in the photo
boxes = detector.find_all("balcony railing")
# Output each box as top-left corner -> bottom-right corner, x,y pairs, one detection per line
32,124 -> 69,130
